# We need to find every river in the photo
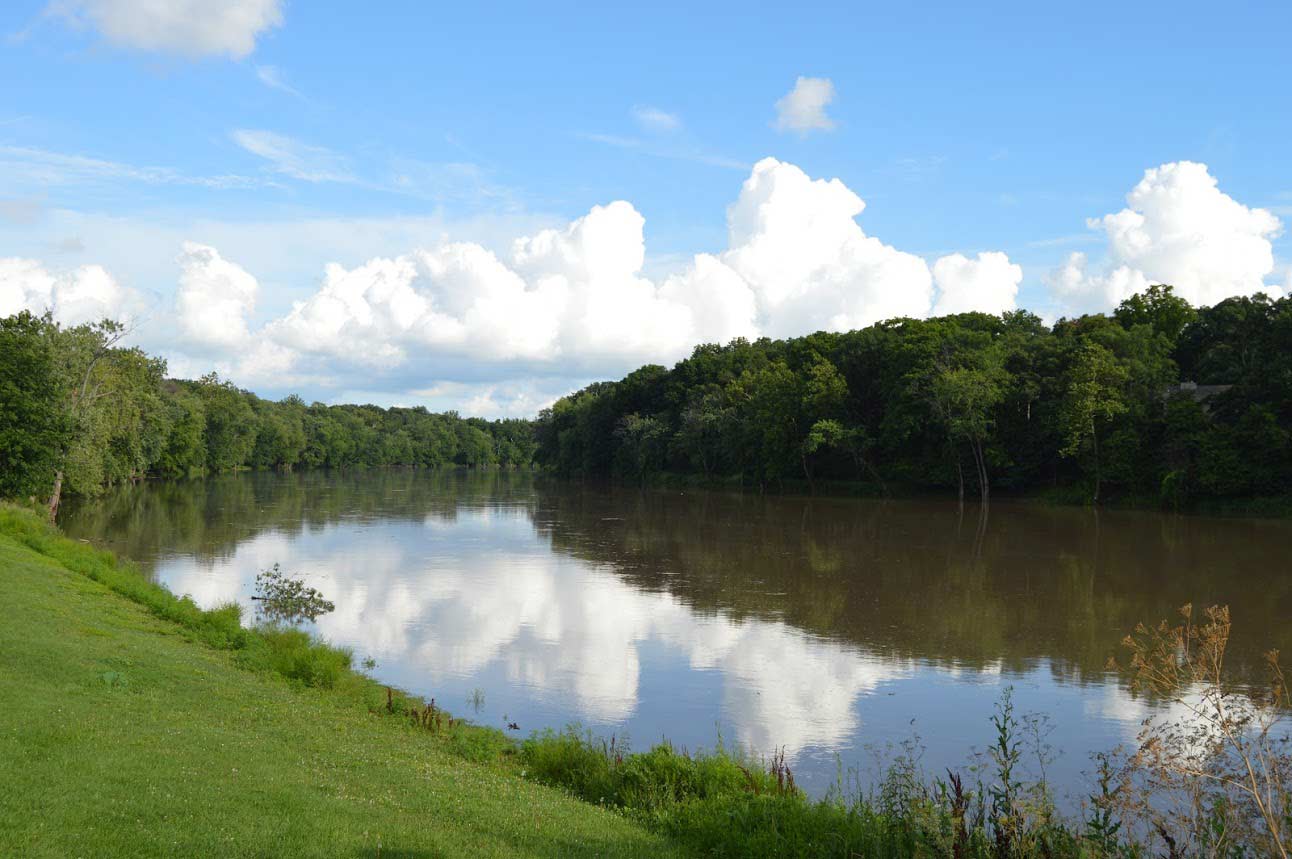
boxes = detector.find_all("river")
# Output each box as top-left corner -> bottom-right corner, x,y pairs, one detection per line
59,469 -> 1292,802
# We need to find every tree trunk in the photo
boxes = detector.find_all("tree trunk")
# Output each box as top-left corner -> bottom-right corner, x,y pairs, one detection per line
972,440 -> 990,505
956,459 -> 965,509
855,455 -> 888,497
1091,421 -> 1101,505
801,450 -> 814,494
47,469 -> 64,523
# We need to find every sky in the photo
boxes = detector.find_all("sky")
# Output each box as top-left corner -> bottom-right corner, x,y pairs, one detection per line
2,0 -> 1291,417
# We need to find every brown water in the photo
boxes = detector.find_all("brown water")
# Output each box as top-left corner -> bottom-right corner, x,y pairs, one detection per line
59,469 -> 1292,801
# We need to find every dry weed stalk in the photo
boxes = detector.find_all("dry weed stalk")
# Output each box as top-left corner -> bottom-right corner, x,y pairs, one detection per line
1113,603 -> 1289,858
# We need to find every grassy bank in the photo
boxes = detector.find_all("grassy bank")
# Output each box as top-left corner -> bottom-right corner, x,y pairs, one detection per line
0,504 -> 677,858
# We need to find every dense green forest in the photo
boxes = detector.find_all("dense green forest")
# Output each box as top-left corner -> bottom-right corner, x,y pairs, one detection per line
5,284 -> 1291,516
0,312 -> 537,516
534,287 -> 1292,508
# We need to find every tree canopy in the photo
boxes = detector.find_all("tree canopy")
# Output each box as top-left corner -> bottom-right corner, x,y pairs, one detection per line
535,288 -> 1292,508
0,313 -> 539,507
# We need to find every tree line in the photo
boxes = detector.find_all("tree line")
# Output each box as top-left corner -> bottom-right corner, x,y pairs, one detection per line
535,286 -> 1292,509
0,312 -> 537,519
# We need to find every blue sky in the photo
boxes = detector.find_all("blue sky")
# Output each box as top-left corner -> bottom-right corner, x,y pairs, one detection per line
3,1 -> 1290,415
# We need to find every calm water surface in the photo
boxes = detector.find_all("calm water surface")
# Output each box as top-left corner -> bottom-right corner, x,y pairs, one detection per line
60,470 -> 1292,801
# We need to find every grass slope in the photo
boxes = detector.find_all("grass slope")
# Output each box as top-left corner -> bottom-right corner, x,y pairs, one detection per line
0,525 -> 677,858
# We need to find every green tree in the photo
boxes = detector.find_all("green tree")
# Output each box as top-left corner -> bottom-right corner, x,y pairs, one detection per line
727,361 -> 800,489
251,399 -> 307,470
802,419 -> 886,494
197,373 -> 257,473
156,387 -> 207,477
797,356 -> 848,488
45,318 -> 138,519
614,413 -> 669,485
672,387 -> 728,477
0,312 -> 67,500
913,338 -> 1009,504
1060,341 -> 1129,503
1114,283 -> 1196,343
65,346 -> 168,493
454,424 -> 496,467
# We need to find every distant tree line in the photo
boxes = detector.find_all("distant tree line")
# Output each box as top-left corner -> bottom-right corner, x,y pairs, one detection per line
0,312 -> 537,518
535,287 -> 1292,509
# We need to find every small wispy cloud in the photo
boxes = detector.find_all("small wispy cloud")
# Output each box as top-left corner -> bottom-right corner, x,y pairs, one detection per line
578,132 -> 746,171
227,129 -> 521,208
255,64 -> 302,98
888,154 -> 947,182
774,76 -> 836,135
0,144 -> 272,189
631,105 -> 680,133
1026,232 -> 1102,249
386,157 -> 520,209
230,129 -> 353,183
0,196 -> 45,225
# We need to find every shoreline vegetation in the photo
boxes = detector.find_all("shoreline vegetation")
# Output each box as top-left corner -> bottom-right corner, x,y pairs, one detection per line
5,286 -> 1292,521
2,503 -> 1287,857
534,288 -> 1292,516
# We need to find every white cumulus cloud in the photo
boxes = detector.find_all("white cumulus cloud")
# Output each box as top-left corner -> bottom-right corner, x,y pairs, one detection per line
17,158 -> 1022,412
197,157 -> 1015,385
1045,161 -> 1284,315
260,200 -> 739,372
176,242 -> 258,347
774,77 -> 837,134
723,158 -> 939,335
52,0 -> 283,59
0,257 -> 136,326
932,252 -> 1023,316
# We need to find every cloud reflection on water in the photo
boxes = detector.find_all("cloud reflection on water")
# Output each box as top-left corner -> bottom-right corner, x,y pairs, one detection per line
161,509 -> 920,754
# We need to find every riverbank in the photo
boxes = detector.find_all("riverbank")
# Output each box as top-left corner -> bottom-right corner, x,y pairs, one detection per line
0,503 -> 677,858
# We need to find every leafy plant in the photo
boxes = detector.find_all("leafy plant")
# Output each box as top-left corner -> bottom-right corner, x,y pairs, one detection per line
252,563 -> 335,624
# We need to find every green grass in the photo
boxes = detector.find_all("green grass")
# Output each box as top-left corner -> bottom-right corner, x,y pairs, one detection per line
0,506 -> 679,858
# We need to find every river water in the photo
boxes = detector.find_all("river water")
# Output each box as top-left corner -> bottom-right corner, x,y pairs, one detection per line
59,469 -> 1292,802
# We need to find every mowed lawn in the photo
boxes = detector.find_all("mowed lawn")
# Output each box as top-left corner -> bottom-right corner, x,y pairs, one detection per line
0,535 -> 679,858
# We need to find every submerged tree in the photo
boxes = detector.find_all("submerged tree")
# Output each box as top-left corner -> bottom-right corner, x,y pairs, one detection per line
803,418 -> 886,494
252,564 -> 336,624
